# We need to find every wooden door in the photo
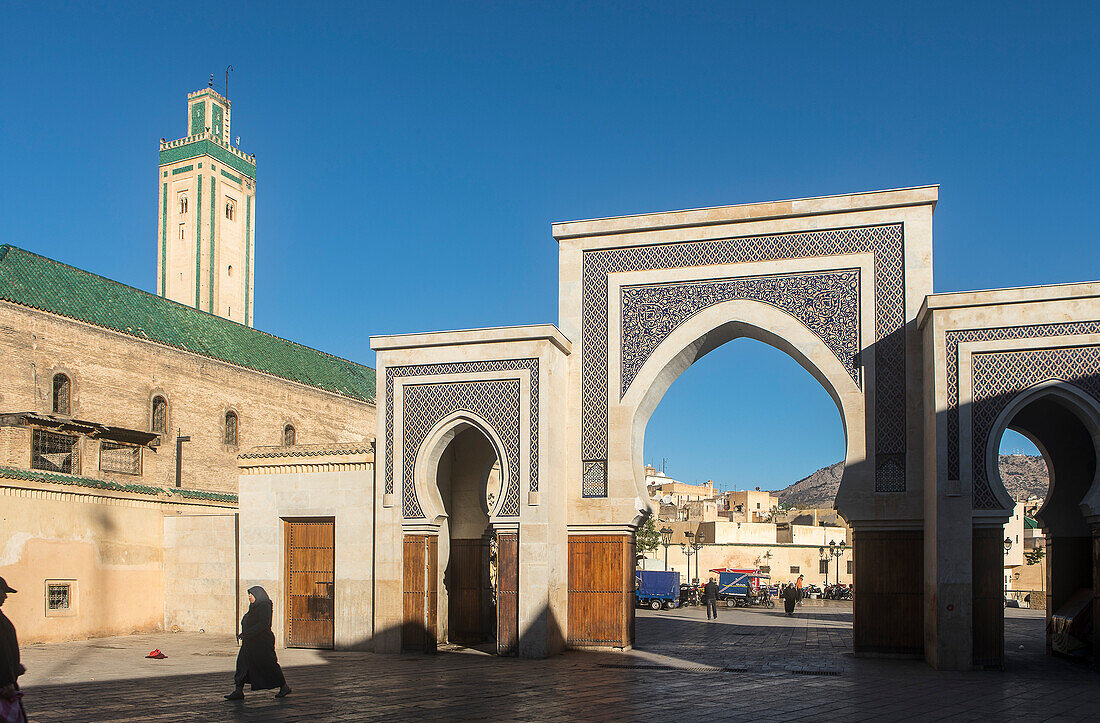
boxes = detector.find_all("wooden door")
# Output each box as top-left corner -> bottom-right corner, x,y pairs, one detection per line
448,539 -> 483,644
496,532 -> 519,656
285,519 -> 335,649
567,535 -> 633,648
402,535 -> 438,652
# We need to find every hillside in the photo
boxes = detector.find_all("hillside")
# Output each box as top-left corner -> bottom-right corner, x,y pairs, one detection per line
775,455 -> 1049,508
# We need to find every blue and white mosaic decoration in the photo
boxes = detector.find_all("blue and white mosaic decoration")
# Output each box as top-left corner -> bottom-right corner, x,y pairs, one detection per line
944,321 -> 1100,483
970,344 -> 1100,510
583,224 -> 905,493
384,359 -> 539,519
619,269 -> 861,397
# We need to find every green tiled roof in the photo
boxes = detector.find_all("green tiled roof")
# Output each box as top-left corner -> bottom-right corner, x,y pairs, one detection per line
0,245 -> 375,403
0,465 -> 237,503
1024,516 -> 1039,529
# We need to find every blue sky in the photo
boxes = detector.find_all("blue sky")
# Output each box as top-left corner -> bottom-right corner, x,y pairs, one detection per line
2,2 -> 1095,489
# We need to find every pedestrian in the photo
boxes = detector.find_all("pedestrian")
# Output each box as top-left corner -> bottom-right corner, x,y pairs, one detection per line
225,586 -> 291,700
795,574 -> 804,606
703,577 -> 719,620
782,582 -> 798,617
0,577 -> 26,723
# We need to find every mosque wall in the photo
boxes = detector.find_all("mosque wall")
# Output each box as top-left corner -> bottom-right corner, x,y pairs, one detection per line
0,301 -> 375,493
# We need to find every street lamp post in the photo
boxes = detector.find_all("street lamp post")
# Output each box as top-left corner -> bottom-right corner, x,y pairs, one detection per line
660,527 -> 673,571
829,540 -> 847,584
692,530 -> 705,583
681,533 -> 696,591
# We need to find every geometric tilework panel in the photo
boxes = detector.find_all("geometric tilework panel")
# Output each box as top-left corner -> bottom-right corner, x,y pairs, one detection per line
383,359 -> 539,519
945,321 -> 1100,481
970,344 -> 1100,509
582,459 -> 608,498
584,224 -> 903,492
620,269 -> 861,397
401,379 -> 520,519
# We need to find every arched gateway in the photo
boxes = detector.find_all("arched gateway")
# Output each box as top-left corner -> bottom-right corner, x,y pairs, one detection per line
241,186 -> 1100,670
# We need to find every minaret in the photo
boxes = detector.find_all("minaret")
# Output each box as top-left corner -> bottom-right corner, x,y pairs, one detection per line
157,85 -> 256,326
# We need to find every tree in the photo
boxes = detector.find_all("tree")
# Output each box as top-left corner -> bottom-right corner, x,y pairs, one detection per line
1024,546 -> 1045,566
636,517 -> 661,557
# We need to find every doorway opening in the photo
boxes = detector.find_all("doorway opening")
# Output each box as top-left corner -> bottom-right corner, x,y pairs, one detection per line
989,388 -> 1099,667
401,422 -> 519,656
636,336 -> 851,668
436,426 -> 498,654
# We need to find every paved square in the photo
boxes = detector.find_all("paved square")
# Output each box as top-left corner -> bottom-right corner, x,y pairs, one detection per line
14,602 -> 1098,721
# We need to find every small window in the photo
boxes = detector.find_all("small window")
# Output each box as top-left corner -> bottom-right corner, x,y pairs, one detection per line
225,198 -> 236,221
151,396 -> 167,435
819,559 -> 829,574
32,429 -> 79,474
224,411 -> 239,446
790,566 -> 800,574
179,224 -> 185,240
52,373 -> 71,414
100,441 -> 141,475
756,503 -> 761,509
847,560 -> 853,575
178,195 -> 188,215
44,580 -> 76,617
48,582 -> 71,610
227,265 -> 233,277
283,424 -> 296,446
759,565 -> 770,574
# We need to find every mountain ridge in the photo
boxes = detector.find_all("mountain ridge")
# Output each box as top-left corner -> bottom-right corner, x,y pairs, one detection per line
774,455 -> 1050,509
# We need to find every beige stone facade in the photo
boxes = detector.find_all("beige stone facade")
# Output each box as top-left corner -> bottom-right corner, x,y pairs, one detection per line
0,300 -> 375,493
0,477 -> 234,643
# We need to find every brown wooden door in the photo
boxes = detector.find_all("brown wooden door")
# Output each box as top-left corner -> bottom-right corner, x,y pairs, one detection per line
448,539 -> 484,644
496,532 -> 519,656
567,535 -> 634,648
285,519 -> 335,649
402,535 -> 438,653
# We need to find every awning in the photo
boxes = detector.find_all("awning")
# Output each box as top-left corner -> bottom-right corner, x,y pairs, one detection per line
0,412 -> 160,449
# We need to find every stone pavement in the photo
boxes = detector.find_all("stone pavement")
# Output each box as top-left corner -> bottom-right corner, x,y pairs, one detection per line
14,602 -> 1099,721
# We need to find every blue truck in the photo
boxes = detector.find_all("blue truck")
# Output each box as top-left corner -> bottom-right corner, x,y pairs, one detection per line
635,570 -> 681,610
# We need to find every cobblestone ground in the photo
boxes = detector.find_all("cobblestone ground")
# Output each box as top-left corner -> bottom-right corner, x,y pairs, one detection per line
14,602 -> 1099,721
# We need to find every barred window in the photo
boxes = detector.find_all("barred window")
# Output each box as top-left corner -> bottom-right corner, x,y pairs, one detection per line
283,424 -> 296,446
759,565 -> 770,574
32,429 -> 78,474
151,396 -> 167,435
52,373 -> 71,415
225,411 -> 239,446
100,441 -> 141,475
819,559 -> 829,574
847,560 -> 853,575
47,583 -> 71,610
790,566 -> 800,574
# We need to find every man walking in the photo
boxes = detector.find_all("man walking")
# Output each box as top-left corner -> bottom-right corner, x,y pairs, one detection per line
0,577 -> 25,723
795,574 -> 804,606
703,576 -> 719,621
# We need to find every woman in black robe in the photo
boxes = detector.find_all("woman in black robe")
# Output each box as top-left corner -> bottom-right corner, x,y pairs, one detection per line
225,586 -> 291,700
782,583 -> 798,617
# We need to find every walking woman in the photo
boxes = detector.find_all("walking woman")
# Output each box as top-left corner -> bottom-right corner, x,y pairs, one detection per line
225,586 -> 291,700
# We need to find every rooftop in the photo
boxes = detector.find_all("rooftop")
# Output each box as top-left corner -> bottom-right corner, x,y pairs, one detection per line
0,245 -> 376,403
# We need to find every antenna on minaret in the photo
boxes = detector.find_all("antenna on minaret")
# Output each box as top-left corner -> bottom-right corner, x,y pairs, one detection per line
225,65 -> 233,98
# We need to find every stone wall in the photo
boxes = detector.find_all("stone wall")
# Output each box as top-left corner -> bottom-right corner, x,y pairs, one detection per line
0,479 -> 235,643
0,301 -> 375,492
163,513 -> 238,635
